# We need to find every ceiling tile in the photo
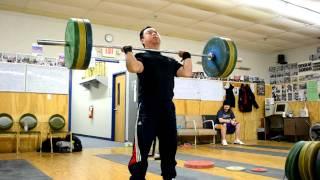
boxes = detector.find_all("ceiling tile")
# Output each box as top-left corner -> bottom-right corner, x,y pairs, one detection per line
228,30 -> 266,41
190,22 -> 235,35
206,14 -> 254,29
147,13 -> 198,27
168,0 -> 238,13
244,24 -> 286,36
170,28 -> 213,41
0,0 -> 29,8
159,3 -> 216,21
95,1 -> 152,19
262,16 -> 307,31
26,0 -> 87,17
294,25 -> 320,38
257,38 -> 292,47
275,32 -> 313,42
224,6 -> 277,22
43,0 -> 100,9
86,11 -> 141,29
101,0 -> 171,11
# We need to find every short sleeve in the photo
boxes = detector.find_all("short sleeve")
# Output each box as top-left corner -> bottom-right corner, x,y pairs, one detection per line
217,110 -> 223,119
171,58 -> 182,76
230,112 -> 235,119
135,53 -> 144,63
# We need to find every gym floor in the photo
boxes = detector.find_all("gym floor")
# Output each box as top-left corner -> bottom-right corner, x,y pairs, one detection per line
0,138 -> 291,180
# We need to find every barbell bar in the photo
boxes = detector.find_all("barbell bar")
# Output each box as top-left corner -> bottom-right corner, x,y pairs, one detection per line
37,39 -> 213,59
37,18 -> 237,78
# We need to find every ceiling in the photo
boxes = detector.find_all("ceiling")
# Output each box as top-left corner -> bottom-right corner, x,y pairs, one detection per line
0,0 -> 319,53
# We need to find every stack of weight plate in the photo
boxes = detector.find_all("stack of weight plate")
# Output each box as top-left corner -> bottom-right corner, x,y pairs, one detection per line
64,18 -> 92,70
285,141 -> 320,180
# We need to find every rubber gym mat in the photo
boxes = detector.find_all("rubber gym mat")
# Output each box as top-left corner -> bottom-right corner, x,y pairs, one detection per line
245,144 -> 291,150
97,154 -> 227,180
0,159 -> 51,180
176,153 -> 284,179
212,145 -> 288,157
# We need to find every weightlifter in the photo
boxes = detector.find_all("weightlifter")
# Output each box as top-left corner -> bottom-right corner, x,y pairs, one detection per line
122,26 -> 192,180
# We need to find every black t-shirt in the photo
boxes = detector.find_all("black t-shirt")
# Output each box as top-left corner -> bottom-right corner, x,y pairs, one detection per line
135,51 -> 182,103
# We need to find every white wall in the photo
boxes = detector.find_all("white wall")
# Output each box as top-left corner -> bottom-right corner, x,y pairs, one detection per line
0,10 -> 276,139
273,44 -> 320,64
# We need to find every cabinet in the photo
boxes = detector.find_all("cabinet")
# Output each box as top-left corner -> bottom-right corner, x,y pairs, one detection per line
284,117 -> 310,140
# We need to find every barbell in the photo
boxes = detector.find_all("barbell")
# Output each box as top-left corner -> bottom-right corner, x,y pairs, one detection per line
37,18 -> 237,78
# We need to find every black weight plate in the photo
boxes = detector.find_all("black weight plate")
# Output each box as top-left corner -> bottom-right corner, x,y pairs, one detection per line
83,19 -> 93,70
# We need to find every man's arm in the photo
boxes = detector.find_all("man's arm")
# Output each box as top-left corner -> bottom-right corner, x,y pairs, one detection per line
219,118 -> 231,124
123,46 -> 144,73
177,51 -> 192,77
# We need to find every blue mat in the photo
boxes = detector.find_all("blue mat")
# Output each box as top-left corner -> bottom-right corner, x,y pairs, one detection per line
97,154 -> 227,180
0,159 -> 51,180
212,146 -> 288,157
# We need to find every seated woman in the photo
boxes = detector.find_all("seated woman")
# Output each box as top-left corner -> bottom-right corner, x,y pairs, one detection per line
215,100 -> 244,146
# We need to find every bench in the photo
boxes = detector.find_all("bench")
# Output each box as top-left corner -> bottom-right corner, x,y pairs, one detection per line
176,115 -> 216,146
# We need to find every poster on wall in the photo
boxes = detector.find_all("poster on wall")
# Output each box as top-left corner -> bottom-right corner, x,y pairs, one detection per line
272,85 -> 282,101
287,84 -> 293,101
293,83 -> 299,101
307,81 -> 319,101
2,53 -> 16,63
257,83 -> 265,96
281,84 -> 287,101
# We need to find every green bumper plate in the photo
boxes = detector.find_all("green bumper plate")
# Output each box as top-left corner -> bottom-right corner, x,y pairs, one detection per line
285,141 -> 305,180
65,18 -> 80,69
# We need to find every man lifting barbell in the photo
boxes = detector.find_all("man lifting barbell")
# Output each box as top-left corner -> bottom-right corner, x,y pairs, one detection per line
124,26 -> 192,180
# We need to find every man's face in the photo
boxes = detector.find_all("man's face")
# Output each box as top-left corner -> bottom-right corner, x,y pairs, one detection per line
224,105 -> 230,112
141,27 -> 161,48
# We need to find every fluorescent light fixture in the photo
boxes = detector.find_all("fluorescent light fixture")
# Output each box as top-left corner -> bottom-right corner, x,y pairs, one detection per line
236,0 -> 320,25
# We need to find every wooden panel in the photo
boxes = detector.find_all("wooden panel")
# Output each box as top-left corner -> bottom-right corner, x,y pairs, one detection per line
199,101 -> 221,115
185,100 -> 200,115
173,99 -> 185,115
306,101 -> 319,124
265,84 -> 272,98
0,92 -> 68,152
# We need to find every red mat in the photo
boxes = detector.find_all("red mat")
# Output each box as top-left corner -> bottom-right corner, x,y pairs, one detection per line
184,160 -> 214,169
251,168 -> 268,172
